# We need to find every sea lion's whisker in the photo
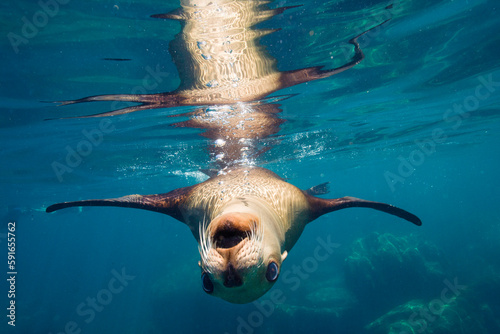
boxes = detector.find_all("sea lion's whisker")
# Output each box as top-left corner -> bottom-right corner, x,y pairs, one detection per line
198,215 -> 215,273
252,214 -> 265,267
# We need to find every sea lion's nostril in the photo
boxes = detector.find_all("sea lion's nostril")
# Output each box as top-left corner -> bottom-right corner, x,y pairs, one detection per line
223,263 -> 243,287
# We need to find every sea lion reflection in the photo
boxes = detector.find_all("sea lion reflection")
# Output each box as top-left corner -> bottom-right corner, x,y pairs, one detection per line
54,0 -> 375,118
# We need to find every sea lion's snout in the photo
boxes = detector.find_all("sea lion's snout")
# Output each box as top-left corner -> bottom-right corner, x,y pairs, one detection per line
210,213 -> 261,279
208,214 -> 259,288
199,211 -> 278,302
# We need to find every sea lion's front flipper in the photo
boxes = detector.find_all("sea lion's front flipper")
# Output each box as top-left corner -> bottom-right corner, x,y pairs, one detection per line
46,186 -> 193,222
47,92 -> 182,119
307,196 -> 422,226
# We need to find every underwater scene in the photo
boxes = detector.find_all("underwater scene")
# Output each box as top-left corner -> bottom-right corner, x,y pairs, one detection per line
1,0 -> 500,333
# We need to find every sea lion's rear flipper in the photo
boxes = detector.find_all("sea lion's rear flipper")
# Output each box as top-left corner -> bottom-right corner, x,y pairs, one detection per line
307,196 -> 422,226
200,169 -> 219,178
304,182 -> 330,196
45,186 -> 193,222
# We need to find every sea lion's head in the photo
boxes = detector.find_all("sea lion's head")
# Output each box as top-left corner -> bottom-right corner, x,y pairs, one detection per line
198,211 -> 286,303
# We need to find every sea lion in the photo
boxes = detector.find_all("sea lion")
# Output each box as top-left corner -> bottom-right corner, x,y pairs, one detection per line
46,166 -> 421,303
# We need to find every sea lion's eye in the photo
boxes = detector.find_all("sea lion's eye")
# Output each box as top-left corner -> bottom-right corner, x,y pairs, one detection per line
265,261 -> 279,282
201,272 -> 214,294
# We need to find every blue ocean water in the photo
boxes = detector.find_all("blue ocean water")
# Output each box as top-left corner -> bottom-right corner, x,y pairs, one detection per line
1,0 -> 500,333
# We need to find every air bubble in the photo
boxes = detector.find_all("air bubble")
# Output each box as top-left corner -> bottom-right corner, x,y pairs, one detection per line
215,139 -> 226,147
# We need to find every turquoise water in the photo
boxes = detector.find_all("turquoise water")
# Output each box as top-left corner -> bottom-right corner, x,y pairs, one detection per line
1,0 -> 500,333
